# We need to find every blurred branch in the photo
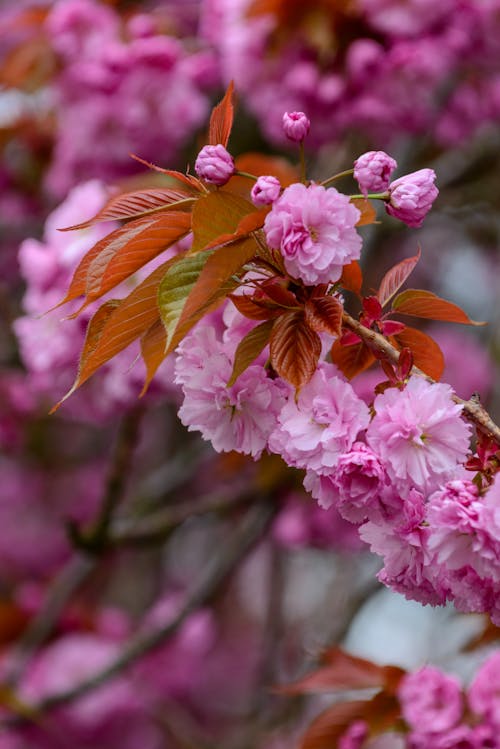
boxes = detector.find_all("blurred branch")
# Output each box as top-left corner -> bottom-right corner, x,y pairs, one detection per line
1,501 -> 277,729
342,311 -> 500,444
69,405 -> 144,552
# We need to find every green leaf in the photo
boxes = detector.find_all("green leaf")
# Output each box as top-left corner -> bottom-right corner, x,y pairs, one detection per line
164,236 -> 259,356
158,251 -> 212,351
227,319 -> 274,386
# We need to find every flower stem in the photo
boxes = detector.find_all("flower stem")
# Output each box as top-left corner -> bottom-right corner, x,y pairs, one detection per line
299,142 -> 306,183
321,169 -> 354,187
235,171 -> 258,181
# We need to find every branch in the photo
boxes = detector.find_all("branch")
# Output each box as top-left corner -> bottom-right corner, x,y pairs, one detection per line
1,501 -> 277,728
342,312 -> 500,444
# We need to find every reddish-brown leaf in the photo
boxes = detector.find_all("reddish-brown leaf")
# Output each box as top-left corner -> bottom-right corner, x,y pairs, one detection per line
392,289 -> 485,325
165,237 -> 259,356
377,249 -> 421,307
229,293 -> 282,320
59,188 -> 193,231
261,280 -> 298,307
129,154 -> 204,192
351,197 -> 377,226
202,208 -> 269,251
58,212 -> 191,314
140,319 -> 168,396
227,319 -> 274,386
393,326 -> 445,380
270,311 -> 321,388
305,296 -> 343,337
191,191 -> 255,252
283,648 -> 403,695
52,260 -> 178,410
339,260 -> 363,296
208,81 -> 235,148
83,211 -> 191,306
330,339 -> 375,379
300,692 -> 401,749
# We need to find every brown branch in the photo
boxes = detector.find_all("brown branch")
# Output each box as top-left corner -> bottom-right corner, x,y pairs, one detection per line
1,501 -> 277,729
342,312 -> 500,444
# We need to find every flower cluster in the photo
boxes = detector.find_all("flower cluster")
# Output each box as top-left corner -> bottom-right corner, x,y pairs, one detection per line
44,0 -> 217,195
397,657 -> 500,748
203,0 -> 500,148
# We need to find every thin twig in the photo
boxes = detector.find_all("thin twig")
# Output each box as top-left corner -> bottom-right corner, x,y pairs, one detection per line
342,311 -> 500,443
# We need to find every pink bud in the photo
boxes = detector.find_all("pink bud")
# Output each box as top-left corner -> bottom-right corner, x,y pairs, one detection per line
194,144 -> 235,186
282,111 -> 310,142
354,150 -> 397,196
250,175 -> 281,207
386,169 -> 438,227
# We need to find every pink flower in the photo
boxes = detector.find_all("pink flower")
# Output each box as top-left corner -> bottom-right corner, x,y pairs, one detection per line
366,377 -> 471,493
398,666 -> 463,735
338,720 -> 368,749
354,150 -> 397,196
195,144 -> 235,185
251,175 -> 281,206
468,652 -> 500,727
175,324 -> 287,459
359,494 -> 448,606
269,364 -> 370,474
427,479 -> 500,582
386,168 -> 438,227
282,111 -> 310,142
330,442 -> 388,522
263,182 -> 362,285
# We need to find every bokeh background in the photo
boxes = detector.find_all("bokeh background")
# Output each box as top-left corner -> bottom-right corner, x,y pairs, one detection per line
0,1 -> 499,747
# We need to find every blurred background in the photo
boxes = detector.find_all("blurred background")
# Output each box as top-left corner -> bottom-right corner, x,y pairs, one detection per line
0,1 -> 499,747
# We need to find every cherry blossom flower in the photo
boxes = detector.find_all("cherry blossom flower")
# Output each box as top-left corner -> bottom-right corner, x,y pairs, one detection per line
263,183 -> 361,285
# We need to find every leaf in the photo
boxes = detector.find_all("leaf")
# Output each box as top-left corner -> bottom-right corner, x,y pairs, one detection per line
83,211 -> 191,307
227,319 -> 274,386
129,154 -> 204,192
208,81 -> 235,148
165,237 -> 259,355
59,188 -> 193,231
330,340 -> 375,379
305,296 -> 343,337
377,249 -> 421,307
55,213 -> 189,310
339,260 -> 363,295
229,293 -> 283,320
201,208 -> 269,251
140,319 -> 168,396
392,289 -> 485,325
283,648 -> 404,695
52,260 -> 178,410
351,197 -> 377,226
270,311 -> 321,388
191,191 -> 255,252
300,691 -> 401,749
158,252 -> 213,352
393,326 -> 444,380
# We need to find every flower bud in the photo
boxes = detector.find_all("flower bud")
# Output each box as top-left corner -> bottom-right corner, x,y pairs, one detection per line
250,175 -> 281,207
354,150 -> 397,196
386,168 -> 438,227
282,111 -> 310,142
194,144 -> 235,186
